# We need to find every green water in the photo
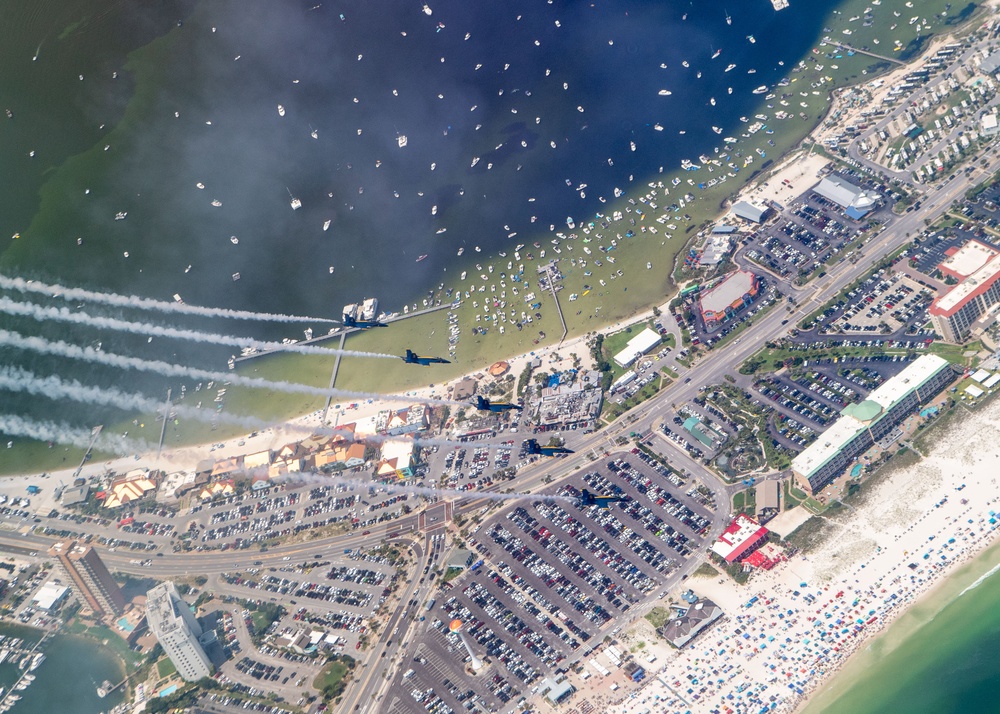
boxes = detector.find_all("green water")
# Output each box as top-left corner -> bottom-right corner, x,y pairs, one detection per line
0,624 -> 124,714
807,541 -> 1000,714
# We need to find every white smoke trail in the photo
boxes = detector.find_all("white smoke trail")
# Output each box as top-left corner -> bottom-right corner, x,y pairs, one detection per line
0,296 -> 397,360
0,413 -> 149,455
0,366 -> 480,446
0,330 -> 460,407
0,273 -> 338,324
271,470 -> 575,506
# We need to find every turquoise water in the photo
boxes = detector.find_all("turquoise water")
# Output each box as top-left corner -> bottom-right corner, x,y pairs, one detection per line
810,551 -> 1000,714
158,683 -> 178,697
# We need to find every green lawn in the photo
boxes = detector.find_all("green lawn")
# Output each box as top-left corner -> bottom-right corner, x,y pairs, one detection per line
314,656 -> 354,702
692,562 -> 719,579
157,658 -> 177,679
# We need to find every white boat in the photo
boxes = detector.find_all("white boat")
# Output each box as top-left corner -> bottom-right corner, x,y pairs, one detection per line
310,128 -> 318,139
423,3 -> 432,15
753,85 -> 768,94
646,262 -> 652,269
710,97 -> 716,106
230,236 -> 239,244
712,126 -> 722,134
725,64 -> 736,72
726,10 -> 732,25
711,49 -> 721,59
471,157 -> 480,167
323,220 -> 331,231
397,134 -> 408,148
658,89 -> 672,96
277,104 -> 285,116
211,199 -> 222,207
195,182 -> 205,189
681,60 -> 689,68
747,34 -> 756,43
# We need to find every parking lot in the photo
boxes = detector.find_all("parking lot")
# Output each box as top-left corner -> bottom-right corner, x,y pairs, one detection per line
742,171 -> 892,280
384,454 -> 714,713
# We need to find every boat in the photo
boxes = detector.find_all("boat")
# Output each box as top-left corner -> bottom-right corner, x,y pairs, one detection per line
277,104 -> 285,116
711,49 -> 721,59
710,97 -> 716,106
658,89 -> 672,96
747,34 -> 756,43
725,64 -> 736,72
310,128 -> 318,139
646,262 -> 652,269
397,134 -> 408,148
457,247 -> 464,256
460,271 -> 467,280
211,199 -> 222,207
681,60 -> 689,68
753,85 -> 768,94
726,10 -> 732,25
416,255 -> 428,262
323,220 -> 331,231
195,182 -> 205,189
470,157 -> 479,167
230,236 -> 239,245
423,3 -> 432,15
712,126 -> 722,134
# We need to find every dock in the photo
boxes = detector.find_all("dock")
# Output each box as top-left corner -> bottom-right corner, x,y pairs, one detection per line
0,631 -> 50,709
231,302 -> 454,364
835,42 -> 905,66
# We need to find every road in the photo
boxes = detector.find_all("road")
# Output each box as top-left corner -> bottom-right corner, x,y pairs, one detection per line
7,114 -> 1000,712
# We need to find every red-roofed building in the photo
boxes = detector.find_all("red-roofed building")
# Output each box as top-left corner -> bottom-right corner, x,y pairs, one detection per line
711,513 -> 769,563
742,543 -> 786,570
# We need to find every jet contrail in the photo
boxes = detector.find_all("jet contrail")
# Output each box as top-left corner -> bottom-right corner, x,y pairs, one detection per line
0,413 -> 149,455
0,366 -> 483,446
0,296 -> 396,359
269,471 -> 576,505
0,330 -> 460,407
0,273 -> 338,324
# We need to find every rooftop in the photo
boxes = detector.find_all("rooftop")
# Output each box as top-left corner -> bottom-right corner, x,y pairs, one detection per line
931,253 -> 1000,316
731,201 -> 767,223
939,240 -> 998,280
700,270 -> 757,315
711,514 -> 768,563
792,355 -> 950,479
813,175 -> 878,213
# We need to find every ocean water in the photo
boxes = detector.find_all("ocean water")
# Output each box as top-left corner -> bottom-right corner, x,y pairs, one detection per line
0,0 -> 848,440
1,0 -> 843,320
809,543 -> 1000,714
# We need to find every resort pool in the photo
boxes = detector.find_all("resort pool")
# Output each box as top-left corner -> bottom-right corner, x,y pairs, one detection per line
158,684 -> 179,698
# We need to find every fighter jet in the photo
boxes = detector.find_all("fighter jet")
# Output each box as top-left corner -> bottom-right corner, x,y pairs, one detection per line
523,438 -> 574,456
402,349 -> 451,366
343,315 -> 388,329
473,396 -> 523,413
577,489 -> 629,509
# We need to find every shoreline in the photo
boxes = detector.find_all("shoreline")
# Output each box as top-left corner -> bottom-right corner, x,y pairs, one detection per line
612,394 -> 1000,714
0,0 -> 954,475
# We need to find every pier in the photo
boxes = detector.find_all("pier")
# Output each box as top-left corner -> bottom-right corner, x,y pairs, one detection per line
834,42 -> 905,67
0,631 -> 50,710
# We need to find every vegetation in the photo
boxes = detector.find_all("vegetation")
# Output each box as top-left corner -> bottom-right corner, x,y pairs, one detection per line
156,657 -> 177,679
692,562 -> 719,579
644,606 -> 672,629
314,655 -> 356,703
782,516 -> 832,553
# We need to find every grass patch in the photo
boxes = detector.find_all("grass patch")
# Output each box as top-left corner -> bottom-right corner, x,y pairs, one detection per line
783,480 -> 804,509
783,516 -> 832,553
314,656 -> 356,703
156,657 -> 177,679
662,366 -> 679,379
692,562 -> 719,579
441,567 -> 463,584
645,606 -> 672,630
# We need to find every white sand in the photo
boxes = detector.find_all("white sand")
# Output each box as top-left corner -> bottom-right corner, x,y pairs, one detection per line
610,399 -> 1000,714
741,150 -> 831,210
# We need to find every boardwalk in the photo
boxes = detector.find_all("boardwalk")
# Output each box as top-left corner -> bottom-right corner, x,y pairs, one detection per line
834,42 -> 905,66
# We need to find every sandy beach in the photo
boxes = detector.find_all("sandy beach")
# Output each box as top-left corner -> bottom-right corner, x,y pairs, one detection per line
610,396 -> 1000,714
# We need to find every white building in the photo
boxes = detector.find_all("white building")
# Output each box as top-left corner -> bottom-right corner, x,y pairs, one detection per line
146,582 -> 213,682
612,328 -> 662,368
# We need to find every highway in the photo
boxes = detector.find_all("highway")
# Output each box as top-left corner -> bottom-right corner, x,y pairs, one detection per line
5,113 -> 999,713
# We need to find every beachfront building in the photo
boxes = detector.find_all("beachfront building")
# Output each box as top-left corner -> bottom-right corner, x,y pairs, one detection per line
791,355 -> 955,494
612,327 -> 662,368
698,270 -> 759,328
146,582 -> 213,682
812,174 -> 881,219
711,514 -> 770,564
376,438 -> 416,478
102,469 -> 158,509
657,598 -> 725,649
731,201 -> 769,224
929,245 -> 1000,343
49,539 -> 127,617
